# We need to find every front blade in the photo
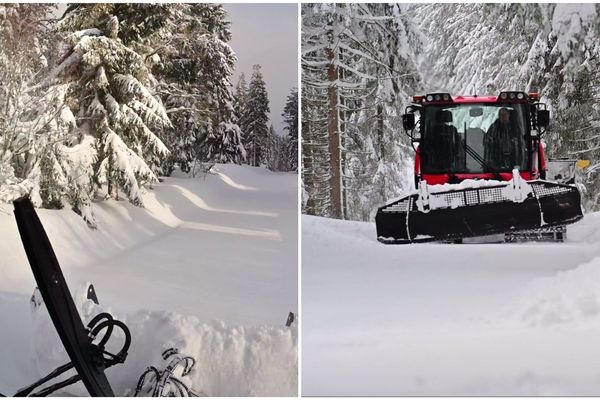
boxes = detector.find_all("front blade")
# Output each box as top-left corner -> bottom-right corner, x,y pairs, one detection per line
375,181 -> 583,244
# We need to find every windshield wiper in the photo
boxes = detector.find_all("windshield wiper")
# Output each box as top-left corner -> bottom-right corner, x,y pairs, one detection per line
462,124 -> 501,179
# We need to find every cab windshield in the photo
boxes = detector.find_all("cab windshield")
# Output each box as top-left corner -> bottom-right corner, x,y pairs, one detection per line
420,103 -> 529,174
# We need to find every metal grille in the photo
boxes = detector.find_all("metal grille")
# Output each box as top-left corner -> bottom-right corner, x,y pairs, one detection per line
465,190 -> 479,205
478,187 -> 505,204
436,191 -> 465,208
383,199 -> 408,213
531,183 -> 572,198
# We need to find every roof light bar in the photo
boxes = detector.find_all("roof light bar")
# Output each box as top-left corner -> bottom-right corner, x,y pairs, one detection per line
498,91 -> 529,102
422,93 -> 453,103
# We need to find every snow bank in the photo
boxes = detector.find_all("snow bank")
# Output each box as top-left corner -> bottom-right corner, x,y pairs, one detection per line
566,210 -> 600,243
0,164 -> 297,395
0,187 -> 179,294
30,284 -> 297,396
509,255 -> 600,328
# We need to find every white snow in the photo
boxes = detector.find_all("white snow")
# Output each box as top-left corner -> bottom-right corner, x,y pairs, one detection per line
413,171 -> 534,212
302,213 -> 600,396
0,164 -> 297,396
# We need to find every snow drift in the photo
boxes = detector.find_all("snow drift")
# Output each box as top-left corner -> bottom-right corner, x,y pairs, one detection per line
0,164 -> 297,396
31,283 -> 297,396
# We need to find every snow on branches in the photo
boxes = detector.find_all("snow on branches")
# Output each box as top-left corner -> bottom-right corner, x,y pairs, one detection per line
1,3 -> 254,223
57,22 -> 171,208
301,3 -> 422,220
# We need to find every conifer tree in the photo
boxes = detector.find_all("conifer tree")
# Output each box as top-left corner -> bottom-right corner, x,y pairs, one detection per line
302,3 -> 422,219
266,124 -> 281,171
0,4 -> 88,212
245,64 -> 271,167
151,4 -> 245,168
282,87 -> 299,172
192,5 -> 245,164
53,7 -> 171,207
234,73 -> 250,145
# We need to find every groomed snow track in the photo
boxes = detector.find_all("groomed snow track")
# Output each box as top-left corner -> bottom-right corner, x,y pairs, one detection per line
303,212 -> 600,395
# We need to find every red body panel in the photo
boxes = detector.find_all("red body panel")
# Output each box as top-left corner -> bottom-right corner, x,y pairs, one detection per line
451,95 -> 498,103
414,146 -> 421,176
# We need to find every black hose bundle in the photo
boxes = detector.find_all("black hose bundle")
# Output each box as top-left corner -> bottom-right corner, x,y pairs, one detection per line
134,348 -> 199,397
13,313 -> 131,397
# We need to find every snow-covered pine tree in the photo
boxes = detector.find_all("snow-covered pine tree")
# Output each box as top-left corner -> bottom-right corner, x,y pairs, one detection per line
271,132 -> 291,172
543,5 -> 600,209
58,4 -> 175,49
0,4 -> 57,202
150,4 -> 245,169
301,80 -> 331,215
279,134 -> 292,172
301,3 -> 345,217
301,3 -> 422,220
187,5 -> 245,165
413,4 -> 546,94
301,4 -> 336,216
245,64 -> 271,167
52,6 -> 171,207
0,4 -> 90,214
344,3 -> 422,221
282,87 -> 299,172
234,73 -> 250,148
266,124 -> 278,171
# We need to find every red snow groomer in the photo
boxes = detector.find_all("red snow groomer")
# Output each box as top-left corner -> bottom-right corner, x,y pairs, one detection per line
375,91 -> 583,244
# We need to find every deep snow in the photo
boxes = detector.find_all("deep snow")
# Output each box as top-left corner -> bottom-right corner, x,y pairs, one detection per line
302,212 -> 600,396
0,164 -> 298,396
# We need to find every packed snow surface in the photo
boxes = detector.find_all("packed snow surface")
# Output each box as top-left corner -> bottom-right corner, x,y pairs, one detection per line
0,164 -> 297,396
302,213 -> 600,396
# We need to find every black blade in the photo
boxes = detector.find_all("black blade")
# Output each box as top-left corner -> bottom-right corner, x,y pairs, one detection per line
13,197 -> 115,396
376,181 -> 583,244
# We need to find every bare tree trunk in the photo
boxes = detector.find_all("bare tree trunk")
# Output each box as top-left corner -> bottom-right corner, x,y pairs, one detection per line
302,94 -> 314,214
377,104 -> 386,199
326,47 -> 342,219
339,46 -> 348,219
107,150 -> 113,198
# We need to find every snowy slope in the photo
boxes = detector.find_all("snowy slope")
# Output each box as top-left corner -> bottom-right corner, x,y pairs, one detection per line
0,164 -> 297,396
302,213 -> 600,396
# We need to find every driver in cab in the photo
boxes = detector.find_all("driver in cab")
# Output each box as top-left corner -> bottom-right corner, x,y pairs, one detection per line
484,107 -> 522,170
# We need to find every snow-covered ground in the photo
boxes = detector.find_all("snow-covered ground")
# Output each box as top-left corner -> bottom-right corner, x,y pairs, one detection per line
0,164 -> 297,396
302,213 -> 600,396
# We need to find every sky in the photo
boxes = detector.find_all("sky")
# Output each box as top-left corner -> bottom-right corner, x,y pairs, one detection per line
224,3 -> 298,135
